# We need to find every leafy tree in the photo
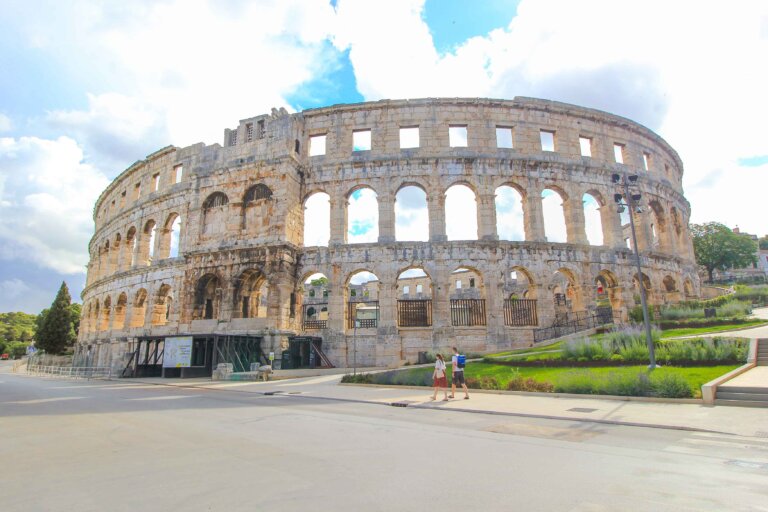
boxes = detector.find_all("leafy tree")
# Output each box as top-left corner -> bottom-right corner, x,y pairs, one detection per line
35,282 -> 76,354
310,276 -> 329,286
691,223 -> 757,282
70,303 -> 82,336
0,312 -> 37,343
760,236 -> 768,250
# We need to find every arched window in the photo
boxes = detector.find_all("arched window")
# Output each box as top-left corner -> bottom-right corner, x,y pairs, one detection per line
445,184 -> 478,241
347,187 -> 379,243
395,186 -> 428,241
303,193 -> 330,246
542,189 -> 567,243
243,185 -> 273,233
495,185 -> 525,241
202,192 -> 229,235
583,193 -> 604,246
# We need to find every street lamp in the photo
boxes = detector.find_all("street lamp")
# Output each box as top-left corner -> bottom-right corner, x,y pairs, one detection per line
612,172 -> 658,368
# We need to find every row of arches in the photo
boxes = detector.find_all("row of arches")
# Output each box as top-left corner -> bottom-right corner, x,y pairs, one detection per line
301,181 -> 690,255
81,262 -> 695,336
82,284 -> 174,334
90,214 -> 182,284
200,184 -> 274,236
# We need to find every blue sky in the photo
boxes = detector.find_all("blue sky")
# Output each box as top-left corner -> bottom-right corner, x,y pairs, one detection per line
1,0 -> 767,313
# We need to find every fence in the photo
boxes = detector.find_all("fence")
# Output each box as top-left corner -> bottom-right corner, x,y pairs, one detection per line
533,308 -> 615,343
26,365 -> 113,380
503,299 -> 538,326
347,301 -> 380,329
397,300 -> 432,327
450,299 -> 486,326
303,303 -> 328,330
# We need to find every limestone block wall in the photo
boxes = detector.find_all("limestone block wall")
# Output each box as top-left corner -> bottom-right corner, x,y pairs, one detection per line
79,97 -> 699,370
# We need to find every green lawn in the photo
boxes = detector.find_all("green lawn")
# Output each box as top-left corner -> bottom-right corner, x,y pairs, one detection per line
660,320 -> 768,338
486,341 -> 564,358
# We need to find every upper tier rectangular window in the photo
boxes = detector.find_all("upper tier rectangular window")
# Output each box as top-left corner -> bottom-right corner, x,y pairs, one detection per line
579,137 -> 592,157
540,130 -> 555,152
614,143 -> 625,164
400,126 -> 419,149
353,129 -> 371,151
309,134 -> 327,156
153,173 -> 160,192
449,125 -> 467,147
496,127 -> 513,148
643,152 -> 650,171
174,164 -> 183,183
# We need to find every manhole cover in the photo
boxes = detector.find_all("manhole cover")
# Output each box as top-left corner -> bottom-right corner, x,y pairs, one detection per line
567,407 -> 598,413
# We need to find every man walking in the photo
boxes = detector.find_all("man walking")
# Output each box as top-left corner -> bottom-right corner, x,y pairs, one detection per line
450,346 -> 470,399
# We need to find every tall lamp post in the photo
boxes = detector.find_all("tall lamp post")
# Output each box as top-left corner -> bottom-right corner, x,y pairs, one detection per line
612,172 -> 658,369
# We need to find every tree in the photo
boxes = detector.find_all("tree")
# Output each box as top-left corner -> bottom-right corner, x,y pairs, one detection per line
760,236 -> 768,250
35,282 -> 76,354
70,303 -> 82,337
691,223 -> 757,282
310,276 -> 328,286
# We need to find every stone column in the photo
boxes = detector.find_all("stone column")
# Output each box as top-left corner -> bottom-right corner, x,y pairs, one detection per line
565,193 -> 588,245
270,276 -> 295,330
632,209 -> 652,252
524,187 -> 546,242
326,264 -> 346,332
431,273 -> 450,328
533,284 -> 554,327
329,196 -> 347,246
601,203 -> 625,248
378,192 -> 396,243
377,279 -> 397,332
428,192 -> 447,242
156,228 -> 172,260
477,193 -> 498,240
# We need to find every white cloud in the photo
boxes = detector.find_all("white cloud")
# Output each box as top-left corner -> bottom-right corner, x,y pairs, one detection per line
47,93 -> 169,171
0,113 -> 12,132
333,0 -> 768,235
0,136 -> 109,274
0,278 -> 31,299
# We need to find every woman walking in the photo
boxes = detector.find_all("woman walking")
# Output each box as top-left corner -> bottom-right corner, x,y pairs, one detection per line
431,353 -> 449,401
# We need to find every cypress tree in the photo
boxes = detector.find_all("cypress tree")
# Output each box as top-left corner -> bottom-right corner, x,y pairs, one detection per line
36,282 -> 76,354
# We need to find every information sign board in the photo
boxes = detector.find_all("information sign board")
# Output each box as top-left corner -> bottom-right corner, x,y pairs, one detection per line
163,336 -> 193,368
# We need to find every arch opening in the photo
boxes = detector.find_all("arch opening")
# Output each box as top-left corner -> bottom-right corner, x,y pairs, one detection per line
395,186 -> 428,241
445,184 -> 478,241
542,189 -> 567,243
347,271 -> 380,329
396,268 -> 432,327
495,185 -> 525,241
347,188 -> 379,243
303,192 -> 330,247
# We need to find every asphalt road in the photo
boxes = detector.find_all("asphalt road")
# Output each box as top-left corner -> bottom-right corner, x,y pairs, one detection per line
2,362 -> 767,512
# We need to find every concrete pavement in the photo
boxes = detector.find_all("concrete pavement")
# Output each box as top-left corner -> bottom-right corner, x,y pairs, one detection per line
118,371 -> 768,438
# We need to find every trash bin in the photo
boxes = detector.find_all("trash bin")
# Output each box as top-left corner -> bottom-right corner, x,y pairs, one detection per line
418,351 -> 428,365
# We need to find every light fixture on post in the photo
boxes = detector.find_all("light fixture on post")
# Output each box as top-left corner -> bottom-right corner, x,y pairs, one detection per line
613,172 -> 658,369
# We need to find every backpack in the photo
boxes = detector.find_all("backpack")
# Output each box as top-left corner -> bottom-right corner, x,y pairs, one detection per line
457,354 -> 466,369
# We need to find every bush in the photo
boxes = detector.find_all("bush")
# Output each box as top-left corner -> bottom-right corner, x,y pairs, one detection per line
507,377 -> 554,393
554,370 -> 652,396
341,373 -> 374,384
651,373 -> 693,398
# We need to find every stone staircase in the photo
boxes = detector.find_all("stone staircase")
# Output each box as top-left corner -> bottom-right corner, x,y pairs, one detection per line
715,340 -> 768,407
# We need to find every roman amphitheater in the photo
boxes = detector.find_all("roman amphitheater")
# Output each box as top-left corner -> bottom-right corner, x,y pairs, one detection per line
77,97 -> 700,377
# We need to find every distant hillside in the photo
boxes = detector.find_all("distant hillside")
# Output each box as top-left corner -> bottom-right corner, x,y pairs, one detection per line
0,311 -> 38,343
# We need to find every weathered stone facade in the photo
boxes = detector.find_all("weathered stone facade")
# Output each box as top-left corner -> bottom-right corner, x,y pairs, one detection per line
78,97 -> 700,373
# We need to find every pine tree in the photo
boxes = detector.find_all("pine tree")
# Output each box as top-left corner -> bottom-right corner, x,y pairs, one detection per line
36,282 -> 76,354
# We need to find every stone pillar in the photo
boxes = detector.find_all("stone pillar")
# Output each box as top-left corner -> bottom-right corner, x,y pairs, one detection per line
601,203 -> 624,248
524,188 -> 546,242
327,263 -> 346,332
329,196 -> 347,246
270,276 -> 295,330
431,273 -> 450,328
477,193 -> 498,240
378,192 -> 396,243
631,209 -> 652,252
565,194 -> 588,245
428,192 -> 447,242
156,228 -> 172,260
377,279 -> 397,331
533,284 -> 555,327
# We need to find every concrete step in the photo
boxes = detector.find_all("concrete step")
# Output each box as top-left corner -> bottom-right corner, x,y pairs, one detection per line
717,386 -> 768,394
714,399 -> 768,408
715,391 -> 768,402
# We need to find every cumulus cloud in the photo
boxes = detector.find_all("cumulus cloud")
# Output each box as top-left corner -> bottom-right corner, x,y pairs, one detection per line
0,136 -> 109,274
0,113 -> 12,132
47,93 -> 169,172
332,0 -> 768,234
495,186 -> 525,241
395,186 -> 429,241
347,188 -> 378,243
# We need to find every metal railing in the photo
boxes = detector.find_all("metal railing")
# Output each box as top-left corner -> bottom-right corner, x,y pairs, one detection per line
26,365 -> 113,380
533,308 -> 615,344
